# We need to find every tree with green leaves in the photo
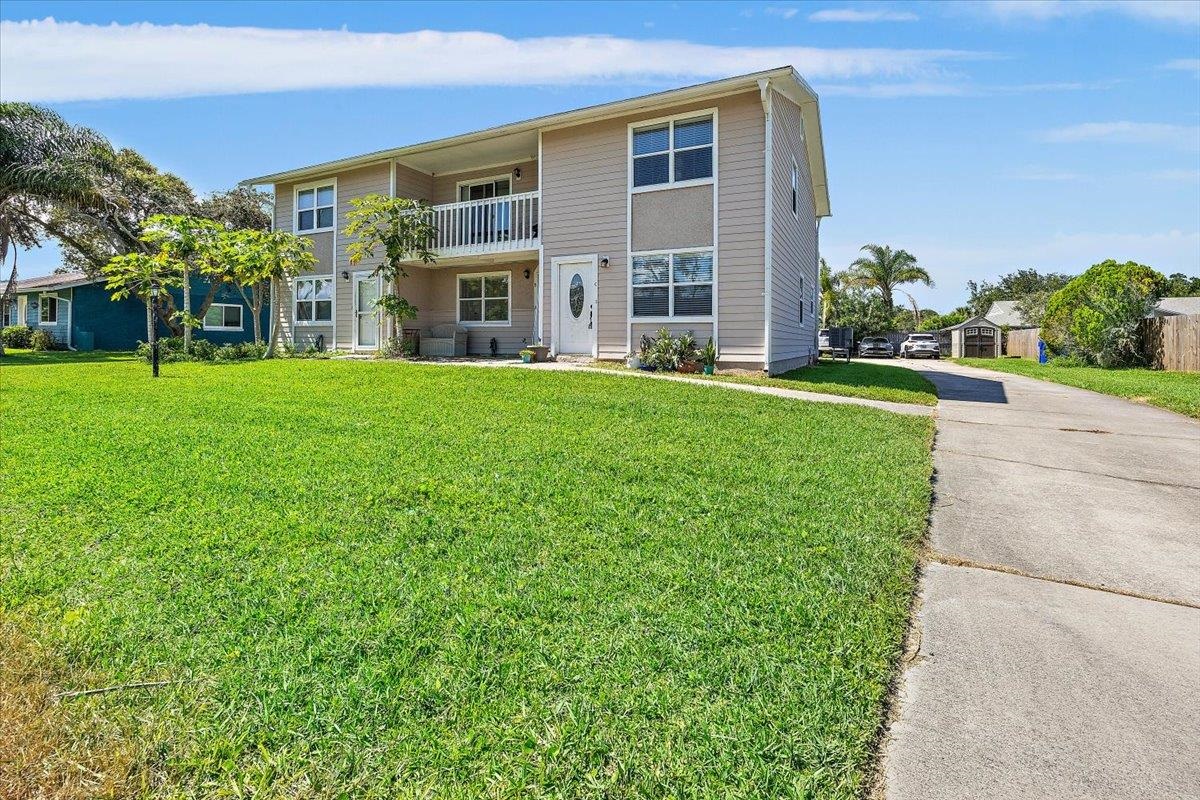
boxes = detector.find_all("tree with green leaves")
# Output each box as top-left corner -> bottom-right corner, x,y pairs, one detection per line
0,102 -> 110,356
819,257 -> 839,327
843,244 -> 932,313
343,195 -> 437,342
211,229 -> 314,348
102,250 -> 183,342
141,214 -> 225,350
196,186 -> 272,232
966,268 -> 1075,316
1161,272 -> 1200,297
1043,260 -> 1165,367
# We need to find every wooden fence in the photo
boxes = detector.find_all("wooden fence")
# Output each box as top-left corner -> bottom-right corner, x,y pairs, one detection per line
1141,314 -> 1200,372
1004,315 -> 1200,372
1006,327 -> 1041,360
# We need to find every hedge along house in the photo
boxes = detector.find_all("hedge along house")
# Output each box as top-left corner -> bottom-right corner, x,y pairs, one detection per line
2,272 -> 269,351
241,67 -> 830,373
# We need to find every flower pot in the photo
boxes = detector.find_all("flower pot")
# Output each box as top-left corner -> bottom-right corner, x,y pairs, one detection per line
521,354 -> 533,364
678,360 -> 700,374
626,356 -> 641,369
702,364 -> 715,375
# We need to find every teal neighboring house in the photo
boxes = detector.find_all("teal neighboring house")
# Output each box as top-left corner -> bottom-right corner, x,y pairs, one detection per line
2,271 -> 268,351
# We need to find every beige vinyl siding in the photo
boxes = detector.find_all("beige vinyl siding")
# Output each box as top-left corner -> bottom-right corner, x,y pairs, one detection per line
542,90 -> 764,361
274,181 -> 335,345
713,91 -> 766,364
768,91 -> 819,373
334,162 -> 392,347
402,263 -> 538,354
432,160 -> 539,205
394,162 -> 434,202
542,120 -> 628,357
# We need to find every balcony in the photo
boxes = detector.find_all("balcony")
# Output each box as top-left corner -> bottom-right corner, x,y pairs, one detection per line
427,190 -> 539,259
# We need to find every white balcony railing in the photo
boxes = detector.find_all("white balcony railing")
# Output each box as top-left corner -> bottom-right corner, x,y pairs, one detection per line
428,191 -> 539,258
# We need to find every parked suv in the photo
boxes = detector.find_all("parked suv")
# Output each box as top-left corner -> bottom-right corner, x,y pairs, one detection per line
858,337 -> 894,358
899,332 -> 941,359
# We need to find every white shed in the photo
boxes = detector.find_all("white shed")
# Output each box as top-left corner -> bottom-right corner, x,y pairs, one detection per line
942,314 -> 1002,358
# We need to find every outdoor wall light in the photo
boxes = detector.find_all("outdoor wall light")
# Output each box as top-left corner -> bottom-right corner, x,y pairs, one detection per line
512,167 -> 522,180
600,257 -> 610,269
523,268 -> 531,279
341,270 -> 350,280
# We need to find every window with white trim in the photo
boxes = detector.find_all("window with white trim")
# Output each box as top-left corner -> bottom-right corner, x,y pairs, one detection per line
632,115 -> 714,189
791,159 -> 799,216
203,303 -> 244,331
39,295 -> 58,324
631,250 -> 713,318
458,272 -> 510,325
294,278 -> 332,323
296,184 -> 334,232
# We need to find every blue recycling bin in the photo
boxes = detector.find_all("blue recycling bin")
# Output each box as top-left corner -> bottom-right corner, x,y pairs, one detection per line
1037,339 -> 1047,364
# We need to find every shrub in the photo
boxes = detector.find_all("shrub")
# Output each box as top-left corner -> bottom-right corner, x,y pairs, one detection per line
1,325 -> 33,348
1043,260 -> 1164,368
640,328 -> 700,372
29,329 -> 60,351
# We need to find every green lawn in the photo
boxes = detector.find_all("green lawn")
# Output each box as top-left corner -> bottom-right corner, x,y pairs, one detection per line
594,359 -> 939,407
1,352 -> 933,799
954,357 -> 1200,419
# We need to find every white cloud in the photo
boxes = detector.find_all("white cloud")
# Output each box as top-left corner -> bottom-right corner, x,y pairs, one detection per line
1041,121 -> 1200,151
0,18 -> 983,102
981,1 -> 1199,25
764,6 -> 800,19
816,78 -> 1111,99
809,8 -> 919,23
1162,58 -> 1200,76
1143,168 -> 1200,182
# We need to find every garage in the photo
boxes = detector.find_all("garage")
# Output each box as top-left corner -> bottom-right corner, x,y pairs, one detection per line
942,314 -> 1003,359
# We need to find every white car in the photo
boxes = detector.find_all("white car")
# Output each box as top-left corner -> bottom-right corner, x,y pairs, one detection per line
900,333 -> 941,359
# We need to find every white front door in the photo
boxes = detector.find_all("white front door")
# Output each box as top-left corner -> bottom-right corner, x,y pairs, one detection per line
556,259 -> 597,355
353,274 -> 380,350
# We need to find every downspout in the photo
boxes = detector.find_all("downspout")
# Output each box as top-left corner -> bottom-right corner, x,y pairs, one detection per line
759,78 -> 774,373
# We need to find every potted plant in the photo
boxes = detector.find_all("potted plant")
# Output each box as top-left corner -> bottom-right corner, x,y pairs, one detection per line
638,334 -> 657,370
700,338 -> 717,375
677,331 -> 700,373
626,352 -> 641,369
519,348 -> 535,364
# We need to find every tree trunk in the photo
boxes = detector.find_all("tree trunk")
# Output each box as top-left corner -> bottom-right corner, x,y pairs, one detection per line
265,277 -> 283,358
251,284 -> 263,345
182,265 -> 192,351
882,286 -> 894,313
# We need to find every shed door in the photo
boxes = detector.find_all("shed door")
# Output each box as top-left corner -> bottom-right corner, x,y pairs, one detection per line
964,327 -> 996,358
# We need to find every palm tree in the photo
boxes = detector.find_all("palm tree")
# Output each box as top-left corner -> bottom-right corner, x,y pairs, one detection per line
819,257 -> 839,326
0,103 -> 110,354
844,243 -> 933,313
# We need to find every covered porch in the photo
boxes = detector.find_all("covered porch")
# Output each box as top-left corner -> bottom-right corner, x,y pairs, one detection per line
351,256 -> 540,356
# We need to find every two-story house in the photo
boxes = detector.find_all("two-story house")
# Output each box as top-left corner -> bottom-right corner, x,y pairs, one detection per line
241,66 -> 829,373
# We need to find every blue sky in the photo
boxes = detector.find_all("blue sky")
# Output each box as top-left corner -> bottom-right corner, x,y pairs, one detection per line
1,0 -> 1197,310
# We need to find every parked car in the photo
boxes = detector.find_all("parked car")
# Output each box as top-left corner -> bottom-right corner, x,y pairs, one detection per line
858,336 -> 894,358
899,332 -> 941,359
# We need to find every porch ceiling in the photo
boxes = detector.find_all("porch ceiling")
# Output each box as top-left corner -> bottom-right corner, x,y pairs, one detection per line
398,130 -> 538,176
404,249 -> 539,271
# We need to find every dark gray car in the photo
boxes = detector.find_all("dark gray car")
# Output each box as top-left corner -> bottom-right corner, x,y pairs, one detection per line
859,336 -> 894,358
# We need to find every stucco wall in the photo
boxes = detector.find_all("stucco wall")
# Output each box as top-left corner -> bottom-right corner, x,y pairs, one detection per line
630,185 -> 714,251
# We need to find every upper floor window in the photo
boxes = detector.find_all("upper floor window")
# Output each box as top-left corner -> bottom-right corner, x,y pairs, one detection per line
39,295 -> 58,325
632,114 -> 714,189
296,183 -> 334,232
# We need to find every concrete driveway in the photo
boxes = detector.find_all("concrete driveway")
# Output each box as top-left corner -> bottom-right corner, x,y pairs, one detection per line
880,359 -> 1200,800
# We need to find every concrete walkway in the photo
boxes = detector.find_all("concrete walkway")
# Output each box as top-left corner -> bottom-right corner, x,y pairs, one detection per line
880,359 -> 1200,799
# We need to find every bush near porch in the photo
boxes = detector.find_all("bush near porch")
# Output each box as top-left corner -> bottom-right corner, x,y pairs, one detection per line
1,353 -> 933,799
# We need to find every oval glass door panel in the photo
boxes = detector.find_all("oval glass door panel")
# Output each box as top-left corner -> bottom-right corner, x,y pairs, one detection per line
569,274 -> 585,318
